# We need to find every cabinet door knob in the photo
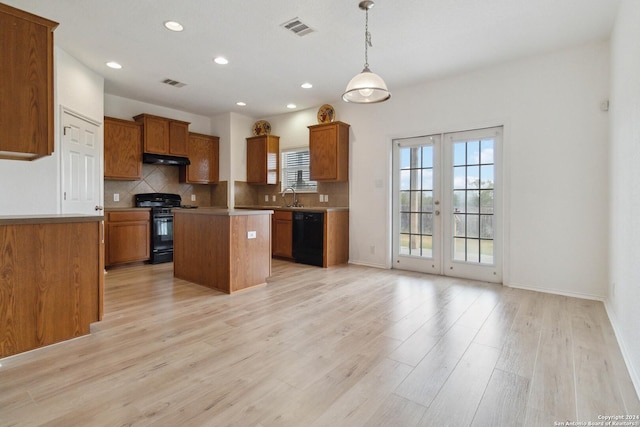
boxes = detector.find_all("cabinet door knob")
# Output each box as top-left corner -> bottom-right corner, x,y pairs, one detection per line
95,206 -> 104,211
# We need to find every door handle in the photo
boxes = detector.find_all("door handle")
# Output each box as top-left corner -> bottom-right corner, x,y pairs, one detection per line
95,205 -> 104,211
435,210 -> 440,216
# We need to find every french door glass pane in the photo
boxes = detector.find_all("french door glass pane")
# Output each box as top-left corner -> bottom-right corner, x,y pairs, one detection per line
398,144 -> 435,259
451,139 -> 496,265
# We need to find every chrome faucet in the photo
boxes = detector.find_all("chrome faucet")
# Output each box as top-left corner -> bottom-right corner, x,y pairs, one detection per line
281,187 -> 300,207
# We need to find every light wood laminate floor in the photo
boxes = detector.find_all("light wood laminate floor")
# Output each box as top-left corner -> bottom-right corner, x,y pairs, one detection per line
1,260 -> 638,426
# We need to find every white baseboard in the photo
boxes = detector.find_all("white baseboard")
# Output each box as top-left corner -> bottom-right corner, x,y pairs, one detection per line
348,259 -> 389,269
604,301 -> 640,402
506,281 -> 605,302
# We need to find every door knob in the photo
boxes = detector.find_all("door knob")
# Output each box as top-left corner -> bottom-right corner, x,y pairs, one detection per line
435,210 -> 440,216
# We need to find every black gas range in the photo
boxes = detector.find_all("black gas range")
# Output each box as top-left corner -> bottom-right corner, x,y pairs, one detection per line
135,193 -> 197,264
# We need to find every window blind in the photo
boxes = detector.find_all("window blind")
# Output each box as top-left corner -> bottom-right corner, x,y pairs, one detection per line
281,148 -> 317,192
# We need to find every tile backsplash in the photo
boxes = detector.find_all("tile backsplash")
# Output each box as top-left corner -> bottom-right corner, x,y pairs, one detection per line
104,164 -> 227,208
234,180 -> 348,208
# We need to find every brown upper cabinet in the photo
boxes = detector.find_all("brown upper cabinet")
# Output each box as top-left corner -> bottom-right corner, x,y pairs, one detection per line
246,135 -> 279,185
0,4 -> 58,160
180,132 -> 220,184
133,113 -> 190,156
308,121 -> 350,182
104,117 -> 142,180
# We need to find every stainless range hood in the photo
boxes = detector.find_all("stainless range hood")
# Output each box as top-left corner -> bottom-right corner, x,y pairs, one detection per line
143,153 -> 190,166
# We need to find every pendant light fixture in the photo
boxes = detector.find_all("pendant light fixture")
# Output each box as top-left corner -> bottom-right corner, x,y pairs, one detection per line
342,0 -> 391,103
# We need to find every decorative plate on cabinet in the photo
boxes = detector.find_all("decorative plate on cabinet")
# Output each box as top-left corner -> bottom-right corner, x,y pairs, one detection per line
252,120 -> 272,136
317,104 -> 336,124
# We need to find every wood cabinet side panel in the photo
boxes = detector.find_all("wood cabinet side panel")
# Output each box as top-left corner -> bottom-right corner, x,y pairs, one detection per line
324,210 -> 349,267
173,214 -> 230,292
0,222 -> 99,358
246,137 -> 267,183
337,123 -> 350,181
229,215 -> 271,292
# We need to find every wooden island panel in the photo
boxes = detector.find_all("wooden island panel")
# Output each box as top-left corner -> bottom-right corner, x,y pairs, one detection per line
173,210 -> 271,294
0,218 -> 103,358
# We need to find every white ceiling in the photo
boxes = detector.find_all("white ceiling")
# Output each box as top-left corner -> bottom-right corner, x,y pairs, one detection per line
6,0 -> 621,118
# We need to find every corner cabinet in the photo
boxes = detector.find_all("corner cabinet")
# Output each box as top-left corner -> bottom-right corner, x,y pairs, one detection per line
0,4 -> 58,160
246,135 -> 279,185
104,117 -> 142,180
180,132 -> 220,184
308,121 -> 350,182
133,113 -> 190,156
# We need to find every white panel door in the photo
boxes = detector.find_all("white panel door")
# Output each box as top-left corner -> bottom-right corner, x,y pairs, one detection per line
393,127 -> 503,283
61,110 -> 103,215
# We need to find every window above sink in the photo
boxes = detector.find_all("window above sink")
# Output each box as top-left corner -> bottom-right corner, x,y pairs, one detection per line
281,147 -> 317,193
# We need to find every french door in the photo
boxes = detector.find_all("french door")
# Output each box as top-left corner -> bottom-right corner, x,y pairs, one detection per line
392,127 -> 503,283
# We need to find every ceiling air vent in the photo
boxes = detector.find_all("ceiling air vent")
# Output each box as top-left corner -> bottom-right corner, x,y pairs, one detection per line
162,78 -> 186,88
281,17 -> 314,37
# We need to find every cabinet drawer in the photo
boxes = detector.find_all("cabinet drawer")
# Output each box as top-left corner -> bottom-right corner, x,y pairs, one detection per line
273,210 -> 292,221
107,210 -> 149,222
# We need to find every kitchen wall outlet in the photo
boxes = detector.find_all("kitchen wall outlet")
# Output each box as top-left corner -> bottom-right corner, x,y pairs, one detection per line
191,194 -> 196,202
264,195 -> 269,202
324,194 -> 329,203
247,231 -> 256,239
272,195 -> 276,202
319,194 -> 323,202
113,193 -> 119,202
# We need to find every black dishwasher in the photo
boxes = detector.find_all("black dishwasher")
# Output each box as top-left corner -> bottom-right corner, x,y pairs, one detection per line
292,211 -> 324,267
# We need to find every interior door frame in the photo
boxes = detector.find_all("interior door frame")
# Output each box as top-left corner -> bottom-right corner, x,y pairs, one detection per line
59,105 -> 104,215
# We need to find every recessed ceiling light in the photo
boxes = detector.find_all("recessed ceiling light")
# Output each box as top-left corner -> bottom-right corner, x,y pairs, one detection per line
164,21 -> 184,32
301,83 -> 313,89
213,56 -> 229,65
287,104 -> 297,109
106,61 -> 122,69
236,101 -> 246,106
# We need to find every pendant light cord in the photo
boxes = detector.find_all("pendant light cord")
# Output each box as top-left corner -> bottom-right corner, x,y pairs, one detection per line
364,8 -> 372,69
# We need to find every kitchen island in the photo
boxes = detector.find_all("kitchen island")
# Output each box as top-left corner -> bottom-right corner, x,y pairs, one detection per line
0,214 -> 103,358
173,208 -> 273,294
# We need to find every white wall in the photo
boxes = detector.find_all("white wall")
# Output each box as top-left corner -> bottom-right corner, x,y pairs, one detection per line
209,112 -> 256,207
0,47 -> 104,215
104,94 -> 211,135
268,41 -> 611,300
608,0 -> 640,397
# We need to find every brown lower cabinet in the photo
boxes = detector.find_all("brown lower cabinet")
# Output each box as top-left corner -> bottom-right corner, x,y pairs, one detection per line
272,210 -> 293,259
105,210 -> 150,266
